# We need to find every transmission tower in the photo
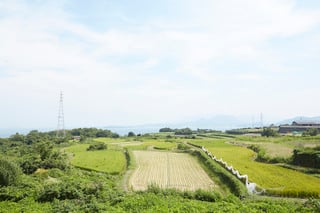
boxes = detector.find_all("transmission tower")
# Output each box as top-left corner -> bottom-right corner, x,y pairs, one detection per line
56,91 -> 66,138
260,112 -> 264,128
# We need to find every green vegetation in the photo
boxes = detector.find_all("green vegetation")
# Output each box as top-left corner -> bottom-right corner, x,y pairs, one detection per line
188,139 -> 320,197
302,128 -> 319,136
191,150 -> 248,197
65,144 -> 126,174
226,128 -> 264,135
177,143 -> 191,151
174,128 -> 193,135
0,159 -> 21,186
292,146 -> 320,169
87,143 -> 107,151
0,128 -> 319,212
261,127 -> 278,137
128,131 -> 136,137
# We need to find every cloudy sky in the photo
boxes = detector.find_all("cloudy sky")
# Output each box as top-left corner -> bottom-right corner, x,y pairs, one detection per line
0,0 -> 320,129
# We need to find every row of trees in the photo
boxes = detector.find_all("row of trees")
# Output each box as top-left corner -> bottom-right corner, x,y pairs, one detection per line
159,127 -> 220,135
7,128 -> 119,145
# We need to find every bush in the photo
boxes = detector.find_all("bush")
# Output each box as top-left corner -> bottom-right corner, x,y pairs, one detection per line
87,143 -> 107,151
128,132 -> 135,137
174,128 -> 193,135
20,155 -> 42,174
292,148 -> 320,169
302,128 -> 319,136
159,127 -> 174,132
38,182 -> 82,202
194,189 -> 222,202
41,151 -> 69,170
177,143 -> 190,151
261,128 -> 278,137
0,158 -> 21,186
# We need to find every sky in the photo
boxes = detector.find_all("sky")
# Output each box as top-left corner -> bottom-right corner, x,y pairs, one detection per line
0,0 -> 320,129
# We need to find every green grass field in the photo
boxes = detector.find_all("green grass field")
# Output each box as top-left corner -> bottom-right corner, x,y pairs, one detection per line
233,135 -> 320,158
64,144 -> 126,174
189,139 -> 320,197
124,140 -> 177,150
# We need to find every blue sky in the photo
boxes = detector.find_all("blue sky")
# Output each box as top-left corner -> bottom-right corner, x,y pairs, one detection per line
0,0 -> 320,129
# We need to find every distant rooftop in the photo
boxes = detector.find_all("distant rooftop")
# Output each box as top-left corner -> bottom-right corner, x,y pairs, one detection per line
292,121 -> 320,126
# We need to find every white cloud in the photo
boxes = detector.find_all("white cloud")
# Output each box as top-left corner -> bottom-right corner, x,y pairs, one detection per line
0,0 -> 320,128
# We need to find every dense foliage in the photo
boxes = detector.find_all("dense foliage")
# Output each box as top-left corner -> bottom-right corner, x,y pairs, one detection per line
0,159 -> 21,186
293,147 -> 320,169
174,128 -> 193,135
70,128 -> 119,138
302,128 -> 319,136
261,127 -> 278,137
87,143 -> 107,151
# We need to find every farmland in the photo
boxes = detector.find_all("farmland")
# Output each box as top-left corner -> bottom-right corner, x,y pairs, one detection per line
129,151 -> 216,191
189,139 -> 320,197
64,144 -> 126,174
0,128 -> 320,212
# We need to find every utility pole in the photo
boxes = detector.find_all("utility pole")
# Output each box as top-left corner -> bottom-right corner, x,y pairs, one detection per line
260,112 -> 263,128
56,91 -> 66,138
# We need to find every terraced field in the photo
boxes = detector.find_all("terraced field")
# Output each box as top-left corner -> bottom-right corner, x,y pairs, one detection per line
190,140 -> 320,197
129,151 -> 216,191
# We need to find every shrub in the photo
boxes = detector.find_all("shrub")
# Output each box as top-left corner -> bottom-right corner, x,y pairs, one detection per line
292,148 -> 320,169
20,155 -> 42,174
302,128 -> 319,136
174,128 -> 193,135
194,189 -> 222,202
0,158 -> 21,186
48,168 -> 64,178
159,127 -> 174,132
87,143 -> 107,151
38,182 -> 82,202
128,132 -> 135,137
177,143 -> 190,151
261,128 -> 278,137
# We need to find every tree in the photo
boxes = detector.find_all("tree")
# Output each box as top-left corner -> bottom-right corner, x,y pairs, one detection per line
9,133 -> 25,142
25,130 -> 42,145
87,143 -> 107,151
0,158 -> 21,186
261,128 -> 278,137
128,132 -> 136,137
302,128 -> 319,136
159,127 -> 174,132
174,128 -> 193,135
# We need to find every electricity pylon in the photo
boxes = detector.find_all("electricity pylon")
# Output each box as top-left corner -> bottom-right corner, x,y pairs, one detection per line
56,91 -> 66,138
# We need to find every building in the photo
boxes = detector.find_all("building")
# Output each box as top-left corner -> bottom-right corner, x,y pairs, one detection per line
279,121 -> 320,134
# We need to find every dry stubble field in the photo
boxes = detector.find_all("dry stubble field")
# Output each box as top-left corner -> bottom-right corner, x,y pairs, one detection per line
129,150 -> 216,191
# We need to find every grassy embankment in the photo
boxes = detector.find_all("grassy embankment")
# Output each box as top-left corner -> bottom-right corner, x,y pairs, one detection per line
189,138 -> 320,198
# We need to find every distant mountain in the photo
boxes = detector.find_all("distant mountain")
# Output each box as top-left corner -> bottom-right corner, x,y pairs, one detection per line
277,116 -> 320,125
104,115 -> 252,135
174,115 -> 249,130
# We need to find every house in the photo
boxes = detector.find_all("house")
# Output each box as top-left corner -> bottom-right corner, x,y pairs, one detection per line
292,121 -> 320,126
279,121 -> 320,134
